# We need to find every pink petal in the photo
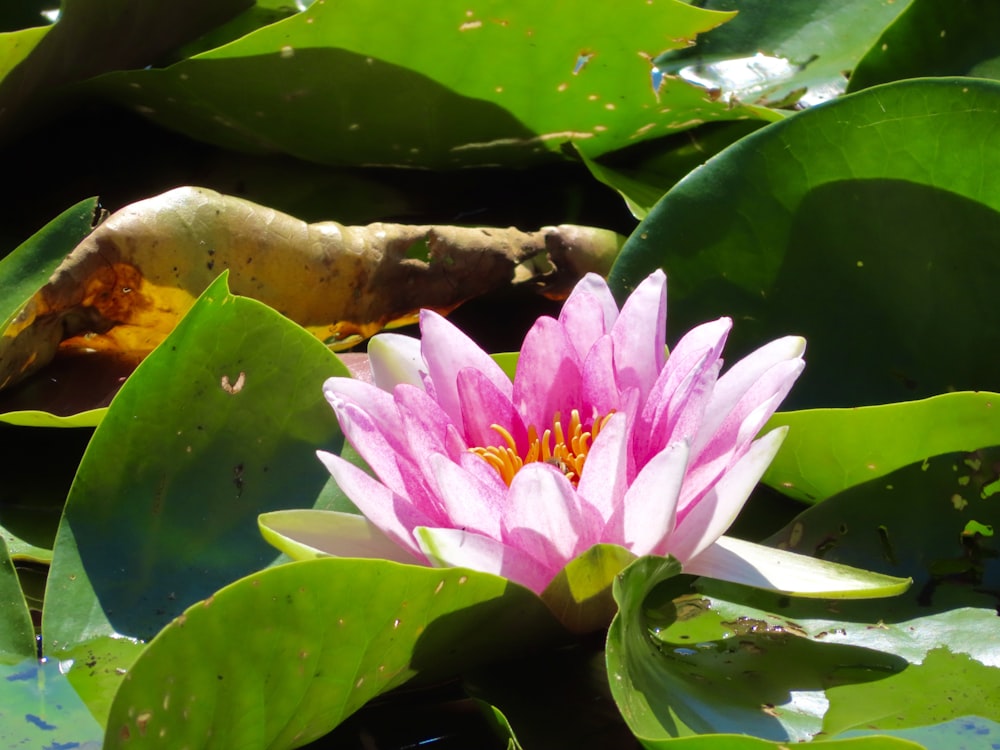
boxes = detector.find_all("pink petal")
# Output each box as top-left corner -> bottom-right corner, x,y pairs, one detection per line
618,439 -> 688,555
581,334 -> 620,417
695,336 -> 806,455
576,412 -> 629,524
368,333 -> 426,391
457,367 -> 526,451
558,273 -> 619,361
610,269 -> 667,400
512,317 -> 583,431
502,464 -> 597,572
427,453 -> 504,538
324,377 -> 403,444
664,426 -> 788,562
316,450 -> 433,560
419,310 -> 512,427
414,526 -> 552,593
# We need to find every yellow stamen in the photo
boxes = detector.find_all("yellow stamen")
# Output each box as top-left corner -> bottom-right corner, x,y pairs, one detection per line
469,409 -> 614,487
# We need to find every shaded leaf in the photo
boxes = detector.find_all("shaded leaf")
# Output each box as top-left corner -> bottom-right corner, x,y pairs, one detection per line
0,0 -> 253,139
83,0 -> 778,168
0,534 -> 34,663
607,556 -> 907,742
0,187 -> 621,414
764,392 -> 1000,503
609,78 -> 1000,408
848,0 -> 1000,92
103,558 -> 560,749
41,273 -> 350,724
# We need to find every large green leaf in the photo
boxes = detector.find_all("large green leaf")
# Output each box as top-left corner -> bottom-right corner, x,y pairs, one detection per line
764,392 -> 1000,503
0,534 -> 34,663
103,558 -> 559,749
652,0 -> 912,108
83,0 -> 780,168
848,0 -> 1000,91
41,273 -> 350,724
610,78 -> 1000,408
607,557 -> 908,743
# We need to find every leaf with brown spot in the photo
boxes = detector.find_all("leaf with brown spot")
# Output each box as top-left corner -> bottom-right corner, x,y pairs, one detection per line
0,186 -> 622,415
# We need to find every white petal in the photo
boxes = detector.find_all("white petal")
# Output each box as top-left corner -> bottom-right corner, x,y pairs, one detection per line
620,440 -> 688,555
259,509 -> 420,564
665,427 -> 788,561
684,536 -> 911,598
368,333 -> 426,391
414,527 -> 550,593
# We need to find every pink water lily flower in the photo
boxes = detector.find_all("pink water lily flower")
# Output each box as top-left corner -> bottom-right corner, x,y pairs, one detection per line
310,270 -> 807,594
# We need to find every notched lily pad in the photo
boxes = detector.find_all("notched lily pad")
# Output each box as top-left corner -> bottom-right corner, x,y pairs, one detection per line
0,187 -> 622,413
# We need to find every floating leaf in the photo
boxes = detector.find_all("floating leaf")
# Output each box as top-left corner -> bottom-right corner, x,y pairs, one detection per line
0,187 -> 621,415
82,0 -> 779,168
41,273 -> 349,723
764,392 -> 1000,503
0,534 -> 34,664
103,559 -> 559,749
610,78 -> 1000,408
848,0 -> 1000,91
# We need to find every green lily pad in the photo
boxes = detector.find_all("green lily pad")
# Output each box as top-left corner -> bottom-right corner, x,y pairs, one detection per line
0,534 -> 34,664
41,272 -> 350,724
764,392 -> 1000,503
103,558 -> 559,748
607,556 -> 908,742
84,0 -> 778,168
609,78 -> 1000,408
848,0 -> 1000,92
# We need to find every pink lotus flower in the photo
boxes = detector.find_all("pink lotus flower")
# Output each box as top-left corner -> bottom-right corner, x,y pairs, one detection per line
307,271 -> 807,594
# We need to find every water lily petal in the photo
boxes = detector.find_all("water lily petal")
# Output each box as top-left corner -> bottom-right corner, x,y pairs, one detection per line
259,509 -> 421,564
503,463 -> 594,571
457,367 -> 526,450
684,535 -> 912,598
316,450 -> 433,558
323,394 -> 411,498
419,309 -> 513,426
324,377 -> 403,446
368,333 -> 425,390
610,269 -> 666,399
577,412 -> 629,523
581,334 -> 620,417
513,316 -> 583,431
415,526 -> 551,593
666,426 -> 788,561
619,439 -> 688,555
559,273 -> 618,361
696,335 -> 806,453
427,453 -> 504,538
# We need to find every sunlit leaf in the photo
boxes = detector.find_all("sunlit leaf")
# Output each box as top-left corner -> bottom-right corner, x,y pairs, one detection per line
764,392 -> 1000,503
41,273 -> 350,724
82,0 -> 780,168
103,559 -> 559,748
0,534 -> 34,663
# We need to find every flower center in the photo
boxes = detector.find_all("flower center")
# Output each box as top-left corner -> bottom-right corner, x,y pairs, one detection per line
469,409 -> 614,487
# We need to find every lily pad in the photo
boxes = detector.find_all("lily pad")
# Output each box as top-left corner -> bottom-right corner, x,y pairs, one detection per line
609,78 -> 1000,408
764,391 -> 1000,503
41,273 -> 350,724
848,0 -> 1000,91
103,558 -> 559,748
83,0 -> 778,168
0,534 -> 34,664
